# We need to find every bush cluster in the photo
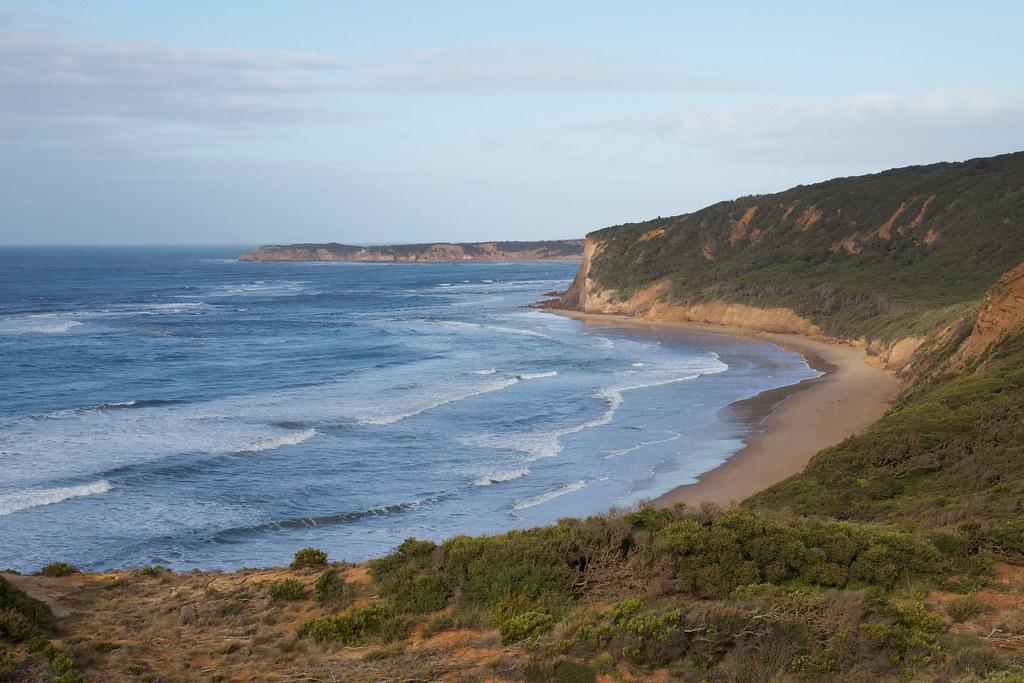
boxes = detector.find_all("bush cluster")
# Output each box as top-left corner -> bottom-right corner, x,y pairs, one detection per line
500,611 -> 554,644
291,547 -> 328,569
314,568 -> 347,605
298,603 -> 405,645
373,507 -> 950,622
267,578 -> 305,601
0,575 -> 55,641
40,562 -> 78,578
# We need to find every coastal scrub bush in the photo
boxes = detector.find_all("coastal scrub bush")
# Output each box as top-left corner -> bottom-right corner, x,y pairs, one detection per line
947,594 -> 990,622
522,658 -> 596,683
369,538 -> 451,613
291,547 -> 328,569
298,602 -> 405,645
134,565 -> 170,578
40,562 -> 78,577
314,568 -> 347,605
500,611 -> 554,644
0,608 -> 35,641
0,644 -> 13,679
268,578 -> 305,601
859,599 -> 946,663
368,507 -> 952,636
0,575 -> 55,639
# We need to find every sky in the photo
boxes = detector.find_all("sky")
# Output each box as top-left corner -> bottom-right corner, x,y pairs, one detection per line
2,2 -> 1023,245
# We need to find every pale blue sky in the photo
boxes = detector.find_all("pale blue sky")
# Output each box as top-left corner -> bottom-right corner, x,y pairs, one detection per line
2,1 -> 1023,244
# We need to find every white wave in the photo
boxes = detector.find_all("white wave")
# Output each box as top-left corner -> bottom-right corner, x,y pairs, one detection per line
0,314 -> 83,334
513,480 -> 587,510
231,428 -> 316,454
358,378 -> 519,426
468,356 -> 728,463
518,371 -> 557,380
207,281 -> 310,297
592,337 -> 615,349
438,320 -> 552,339
133,302 -> 207,314
471,368 -> 497,375
602,430 -> 682,459
0,480 -> 112,516
461,431 -> 562,462
631,362 -> 646,367
472,467 -> 530,487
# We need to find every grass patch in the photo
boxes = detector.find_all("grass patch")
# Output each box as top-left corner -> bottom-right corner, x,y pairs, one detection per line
947,594 -> 992,622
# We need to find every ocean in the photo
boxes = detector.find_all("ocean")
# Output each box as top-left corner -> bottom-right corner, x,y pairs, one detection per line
0,246 -> 818,572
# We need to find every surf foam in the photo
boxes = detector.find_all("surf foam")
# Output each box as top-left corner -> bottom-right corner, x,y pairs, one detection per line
0,481 -> 112,516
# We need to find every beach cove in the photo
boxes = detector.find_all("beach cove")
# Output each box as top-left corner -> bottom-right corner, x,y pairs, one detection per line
548,310 -> 901,508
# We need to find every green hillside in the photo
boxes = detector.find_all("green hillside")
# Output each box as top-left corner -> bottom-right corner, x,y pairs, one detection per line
586,152 -> 1024,340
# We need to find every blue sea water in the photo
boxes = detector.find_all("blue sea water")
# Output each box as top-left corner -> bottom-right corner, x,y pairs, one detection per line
0,247 -> 818,572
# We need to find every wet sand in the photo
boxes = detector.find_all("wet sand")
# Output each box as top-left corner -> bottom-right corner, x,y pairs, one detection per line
547,310 -> 901,508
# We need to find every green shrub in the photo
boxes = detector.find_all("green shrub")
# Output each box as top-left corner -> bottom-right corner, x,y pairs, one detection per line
27,634 -> 53,655
0,576 -> 54,639
500,611 -> 554,644
51,651 -> 76,675
522,658 -> 596,683
40,562 -> 78,578
947,594 -> 990,622
291,547 -> 328,569
298,603 -> 405,645
0,643 -> 13,679
0,608 -> 35,641
134,565 -> 169,578
267,578 -> 305,601
369,538 -> 451,613
314,568 -> 347,605
859,600 -> 946,662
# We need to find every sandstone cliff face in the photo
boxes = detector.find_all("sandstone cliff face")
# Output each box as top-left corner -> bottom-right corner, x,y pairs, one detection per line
950,261 -> 1024,367
556,235 -> 934,374
239,240 -> 584,263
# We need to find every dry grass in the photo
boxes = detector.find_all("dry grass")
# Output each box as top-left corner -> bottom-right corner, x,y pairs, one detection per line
2,565 -> 510,683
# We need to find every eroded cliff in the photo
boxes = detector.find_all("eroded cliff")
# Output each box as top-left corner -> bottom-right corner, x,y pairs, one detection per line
552,152 -> 1024,375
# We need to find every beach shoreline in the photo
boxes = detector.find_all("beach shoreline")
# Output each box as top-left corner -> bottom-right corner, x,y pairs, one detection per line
545,309 -> 902,508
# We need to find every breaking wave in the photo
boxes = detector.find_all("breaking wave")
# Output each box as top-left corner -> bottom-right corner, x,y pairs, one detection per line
0,481 -> 113,517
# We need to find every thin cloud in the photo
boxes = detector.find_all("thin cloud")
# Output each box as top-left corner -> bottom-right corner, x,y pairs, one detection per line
584,88 -> 1024,164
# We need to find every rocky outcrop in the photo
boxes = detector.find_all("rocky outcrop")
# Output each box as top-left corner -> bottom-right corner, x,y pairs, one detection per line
239,240 -> 584,263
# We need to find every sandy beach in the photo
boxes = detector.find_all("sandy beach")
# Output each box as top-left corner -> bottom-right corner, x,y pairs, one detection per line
547,310 -> 902,508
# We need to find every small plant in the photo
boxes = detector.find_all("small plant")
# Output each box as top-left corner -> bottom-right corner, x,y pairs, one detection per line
522,658 -> 597,683
298,603 -> 405,645
500,611 -> 554,644
946,594 -> 990,622
291,547 -> 328,569
314,568 -> 347,605
134,565 -> 169,578
40,562 -> 78,578
268,578 -> 305,601
0,607 -> 35,641
49,650 -> 86,683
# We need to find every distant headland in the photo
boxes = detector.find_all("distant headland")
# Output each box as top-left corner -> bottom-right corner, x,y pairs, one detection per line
238,239 -> 584,262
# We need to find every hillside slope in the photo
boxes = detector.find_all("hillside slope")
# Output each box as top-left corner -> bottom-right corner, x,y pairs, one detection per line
555,151 -> 1024,373
239,240 -> 584,262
